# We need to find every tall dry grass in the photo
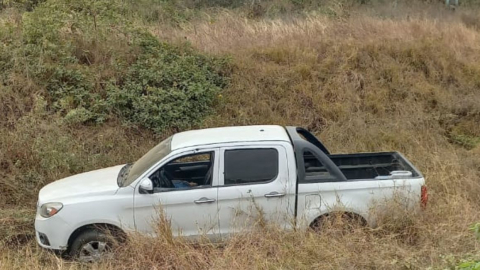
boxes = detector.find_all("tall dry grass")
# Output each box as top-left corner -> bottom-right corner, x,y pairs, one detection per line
1,2 -> 480,269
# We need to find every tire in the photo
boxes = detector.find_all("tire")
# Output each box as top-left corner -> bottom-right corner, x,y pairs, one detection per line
68,229 -> 113,263
310,212 -> 366,234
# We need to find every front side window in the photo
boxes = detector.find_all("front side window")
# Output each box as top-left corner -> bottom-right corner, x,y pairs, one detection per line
224,148 -> 278,185
150,151 -> 214,192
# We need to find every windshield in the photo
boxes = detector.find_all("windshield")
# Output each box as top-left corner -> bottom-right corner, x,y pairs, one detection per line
121,136 -> 172,187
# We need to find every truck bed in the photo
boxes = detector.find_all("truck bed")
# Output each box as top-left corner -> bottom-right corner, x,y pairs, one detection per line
304,152 -> 420,181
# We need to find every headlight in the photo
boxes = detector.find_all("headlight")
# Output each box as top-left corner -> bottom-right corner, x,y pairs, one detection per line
40,202 -> 63,218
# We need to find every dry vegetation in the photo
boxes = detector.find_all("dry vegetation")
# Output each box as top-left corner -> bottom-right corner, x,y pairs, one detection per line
1,0 -> 480,269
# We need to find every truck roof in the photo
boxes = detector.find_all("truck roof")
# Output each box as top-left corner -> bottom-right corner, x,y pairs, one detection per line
171,125 -> 291,150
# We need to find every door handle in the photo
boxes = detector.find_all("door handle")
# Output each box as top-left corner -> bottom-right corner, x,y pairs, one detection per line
194,197 -> 216,204
264,191 -> 285,198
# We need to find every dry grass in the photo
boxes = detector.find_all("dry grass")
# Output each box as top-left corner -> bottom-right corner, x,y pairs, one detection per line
1,201 -> 479,269
1,2 -> 480,269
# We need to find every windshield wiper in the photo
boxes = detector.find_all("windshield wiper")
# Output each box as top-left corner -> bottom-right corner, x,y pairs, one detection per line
117,163 -> 133,187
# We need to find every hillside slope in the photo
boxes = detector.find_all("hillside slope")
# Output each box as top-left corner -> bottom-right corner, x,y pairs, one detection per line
1,0 -> 480,269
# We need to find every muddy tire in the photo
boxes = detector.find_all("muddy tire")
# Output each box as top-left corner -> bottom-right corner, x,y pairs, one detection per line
68,229 -> 113,263
311,212 -> 367,233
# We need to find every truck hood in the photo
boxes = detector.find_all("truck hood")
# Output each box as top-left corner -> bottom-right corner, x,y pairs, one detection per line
38,165 -> 125,204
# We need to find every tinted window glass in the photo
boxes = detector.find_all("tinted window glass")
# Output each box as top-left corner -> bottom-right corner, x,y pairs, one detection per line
171,153 -> 210,164
150,152 -> 214,192
224,149 -> 278,185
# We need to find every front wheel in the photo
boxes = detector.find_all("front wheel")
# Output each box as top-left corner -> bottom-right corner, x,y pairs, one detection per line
69,229 -> 113,263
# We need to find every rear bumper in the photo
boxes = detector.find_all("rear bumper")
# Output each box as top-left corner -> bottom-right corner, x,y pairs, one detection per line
35,213 -> 72,251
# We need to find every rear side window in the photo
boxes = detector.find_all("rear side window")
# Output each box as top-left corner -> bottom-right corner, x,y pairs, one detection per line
224,149 -> 278,185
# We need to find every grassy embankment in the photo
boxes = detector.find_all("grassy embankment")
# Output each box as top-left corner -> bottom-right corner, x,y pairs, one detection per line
1,0 -> 480,269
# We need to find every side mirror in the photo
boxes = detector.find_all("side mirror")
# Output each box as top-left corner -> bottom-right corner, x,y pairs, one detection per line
139,178 -> 154,194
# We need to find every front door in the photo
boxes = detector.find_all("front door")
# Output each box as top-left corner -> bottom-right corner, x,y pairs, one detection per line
216,145 -> 295,237
133,149 -> 220,239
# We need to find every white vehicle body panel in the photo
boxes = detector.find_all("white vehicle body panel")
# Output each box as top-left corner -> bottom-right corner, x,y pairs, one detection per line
296,178 -> 424,228
170,125 -> 290,150
37,165 -> 124,204
35,185 -> 135,250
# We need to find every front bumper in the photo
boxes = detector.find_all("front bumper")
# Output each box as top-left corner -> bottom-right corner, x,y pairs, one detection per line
35,213 -> 72,251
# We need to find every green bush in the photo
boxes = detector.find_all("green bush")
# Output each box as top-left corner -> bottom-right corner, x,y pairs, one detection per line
456,223 -> 480,270
107,34 -> 229,133
5,0 -> 230,133
0,0 -> 45,11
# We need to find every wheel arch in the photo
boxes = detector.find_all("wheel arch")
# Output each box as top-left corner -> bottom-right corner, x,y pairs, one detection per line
67,223 -> 127,251
309,211 -> 368,229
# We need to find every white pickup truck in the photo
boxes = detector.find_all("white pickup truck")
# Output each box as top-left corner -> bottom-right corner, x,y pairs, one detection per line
35,125 -> 427,261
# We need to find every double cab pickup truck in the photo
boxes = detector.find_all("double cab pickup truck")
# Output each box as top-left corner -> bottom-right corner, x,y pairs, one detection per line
35,125 -> 427,262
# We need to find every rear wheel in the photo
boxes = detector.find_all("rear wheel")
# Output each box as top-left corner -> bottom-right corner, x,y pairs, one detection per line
310,212 -> 367,234
69,229 -> 113,263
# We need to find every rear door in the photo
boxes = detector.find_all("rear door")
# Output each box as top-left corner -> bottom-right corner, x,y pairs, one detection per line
216,145 -> 295,237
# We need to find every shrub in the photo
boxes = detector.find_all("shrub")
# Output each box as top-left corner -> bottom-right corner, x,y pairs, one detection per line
106,34 -> 230,132
5,0 -> 230,133
0,0 -> 45,11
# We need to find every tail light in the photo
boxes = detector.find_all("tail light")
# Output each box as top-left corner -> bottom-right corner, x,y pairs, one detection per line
421,185 -> 428,208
